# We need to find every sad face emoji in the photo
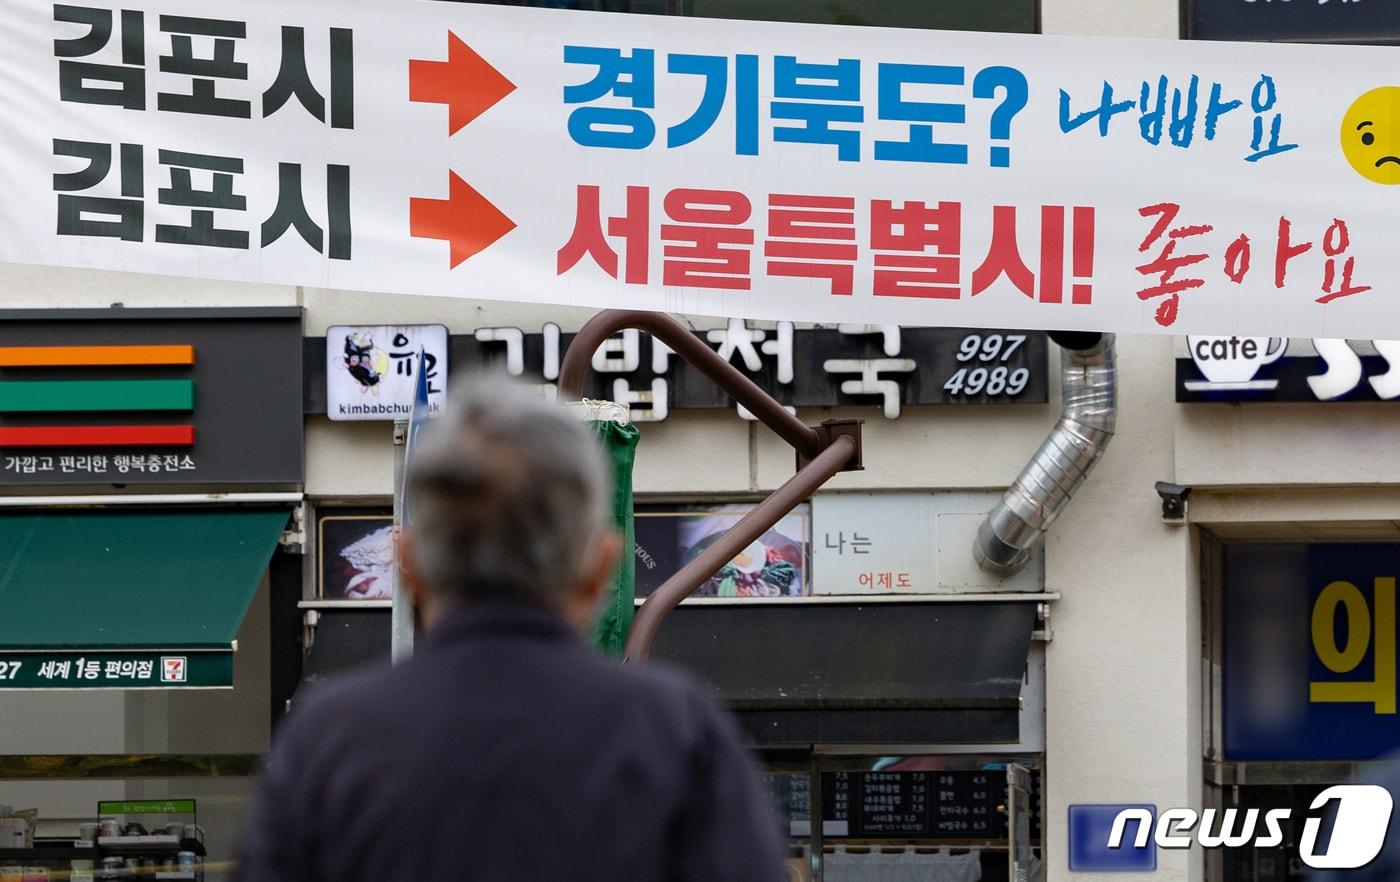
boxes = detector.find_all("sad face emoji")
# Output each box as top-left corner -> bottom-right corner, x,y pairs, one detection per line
1342,86 -> 1400,185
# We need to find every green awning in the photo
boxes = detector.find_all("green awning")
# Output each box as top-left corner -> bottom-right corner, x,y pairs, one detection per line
0,509 -> 287,688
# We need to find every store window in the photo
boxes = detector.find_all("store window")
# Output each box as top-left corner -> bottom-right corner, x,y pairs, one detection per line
299,504 -> 395,691
637,492 -> 1050,880
0,518 -> 293,882
637,491 -> 1043,600
451,0 -> 1038,33
0,308 -> 305,882
317,507 -> 396,601
761,754 -> 1042,882
1204,538 -> 1400,882
1188,0 -> 1400,44
635,501 -> 812,598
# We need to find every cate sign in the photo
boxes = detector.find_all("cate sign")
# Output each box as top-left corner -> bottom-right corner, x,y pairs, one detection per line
1185,336 -> 1288,388
1181,335 -> 1400,400
5,1 -> 1400,340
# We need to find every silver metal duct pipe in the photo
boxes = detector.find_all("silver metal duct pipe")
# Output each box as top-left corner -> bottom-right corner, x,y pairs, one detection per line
974,332 -> 1117,577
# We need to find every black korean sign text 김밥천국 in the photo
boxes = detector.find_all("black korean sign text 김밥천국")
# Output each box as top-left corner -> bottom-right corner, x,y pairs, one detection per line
0,308 -> 303,487
305,322 -> 1048,421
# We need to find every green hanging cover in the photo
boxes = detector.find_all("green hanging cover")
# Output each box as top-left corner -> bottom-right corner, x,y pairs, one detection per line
589,419 -> 639,656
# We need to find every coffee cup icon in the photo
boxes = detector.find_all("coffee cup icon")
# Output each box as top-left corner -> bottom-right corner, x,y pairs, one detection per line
1186,336 -> 1287,389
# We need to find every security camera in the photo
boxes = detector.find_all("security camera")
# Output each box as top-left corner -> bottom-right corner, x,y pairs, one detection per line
1155,481 -> 1191,521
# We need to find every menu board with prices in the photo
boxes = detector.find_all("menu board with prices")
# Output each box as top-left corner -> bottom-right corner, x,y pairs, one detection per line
828,772 -> 852,830
930,771 -> 1000,838
765,773 -> 853,836
764,769 -> 1041,841
932,770 -> 1044,841
860,772 -> 931,835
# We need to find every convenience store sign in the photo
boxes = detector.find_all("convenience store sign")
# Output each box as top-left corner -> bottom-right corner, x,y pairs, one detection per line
0,651 -> 233,689
5,1 -> 1400,339
0,344 -> 197,449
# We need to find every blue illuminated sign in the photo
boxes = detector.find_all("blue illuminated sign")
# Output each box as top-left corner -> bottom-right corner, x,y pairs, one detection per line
1224,543 -> 1400,760
1067,804 -> 1157,872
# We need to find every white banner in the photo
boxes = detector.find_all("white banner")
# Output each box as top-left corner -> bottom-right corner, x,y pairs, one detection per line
3,1 -> 1400,338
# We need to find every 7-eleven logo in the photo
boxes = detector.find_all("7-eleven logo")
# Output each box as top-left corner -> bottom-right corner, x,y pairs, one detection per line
0,344 -> 197,448
160,656 -> 187,683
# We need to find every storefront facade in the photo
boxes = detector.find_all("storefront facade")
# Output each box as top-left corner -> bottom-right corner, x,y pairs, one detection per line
4,1 -> 1398,882
0,309 -> 305,876
1,279 -> 1183,881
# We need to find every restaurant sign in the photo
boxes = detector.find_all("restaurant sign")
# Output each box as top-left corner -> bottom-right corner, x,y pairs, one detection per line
325,324 -> 448,422
307,323 -> 1049,421
0,651 -> 233,689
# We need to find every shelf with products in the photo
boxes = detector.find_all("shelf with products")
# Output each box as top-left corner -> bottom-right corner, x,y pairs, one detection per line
0,798 -> 209,882
96,837 -> 207,857
0,845 -> 98,862
0,838 -> 205,859
90,798 -> 207,858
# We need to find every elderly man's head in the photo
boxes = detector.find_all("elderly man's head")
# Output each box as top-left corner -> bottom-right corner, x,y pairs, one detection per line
399,378 -> 620,631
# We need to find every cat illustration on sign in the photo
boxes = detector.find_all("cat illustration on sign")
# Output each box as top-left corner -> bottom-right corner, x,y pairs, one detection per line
339,331 -> 389,394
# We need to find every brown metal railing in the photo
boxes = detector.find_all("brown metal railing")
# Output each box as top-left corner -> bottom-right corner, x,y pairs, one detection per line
559,310 -> 862,661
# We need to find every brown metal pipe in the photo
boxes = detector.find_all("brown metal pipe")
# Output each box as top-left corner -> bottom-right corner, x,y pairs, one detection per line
558,309 -> 824,459
622,434 -> 857,661
559,309 -> 860,661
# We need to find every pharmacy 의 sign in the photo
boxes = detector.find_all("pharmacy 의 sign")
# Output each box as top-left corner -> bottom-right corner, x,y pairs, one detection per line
8,4 -> 1400,338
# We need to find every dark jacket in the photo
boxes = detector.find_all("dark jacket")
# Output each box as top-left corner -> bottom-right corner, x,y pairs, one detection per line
234,602 -> 786,882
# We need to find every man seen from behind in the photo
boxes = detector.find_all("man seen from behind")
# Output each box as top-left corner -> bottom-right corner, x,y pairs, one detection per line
234,378 -> 786,882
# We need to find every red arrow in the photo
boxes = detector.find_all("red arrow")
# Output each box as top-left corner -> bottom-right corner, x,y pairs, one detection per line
410,172 -> 516,268
409,32 -> 516,135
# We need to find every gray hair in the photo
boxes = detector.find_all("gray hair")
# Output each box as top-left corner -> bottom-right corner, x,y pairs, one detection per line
404,375 -> 612,607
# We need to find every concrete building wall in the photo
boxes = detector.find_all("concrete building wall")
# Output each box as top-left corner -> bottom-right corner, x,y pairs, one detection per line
1042,0 -> 1180,39
1036,8 -> 1189,880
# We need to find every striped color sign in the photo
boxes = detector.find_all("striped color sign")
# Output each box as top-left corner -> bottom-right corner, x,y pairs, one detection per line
0,345 -> 196,448
0,345 -> 194,367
